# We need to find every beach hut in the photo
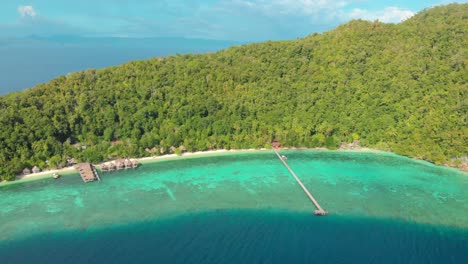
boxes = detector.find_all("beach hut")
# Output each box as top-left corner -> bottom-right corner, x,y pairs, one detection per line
22,168 -> 31,175
169,146 -> 176,153
124,159 -> 132,169
108,162 -> 116,171
67,157 -> 76,166
116,159 -> 125,170
32,166 -> 41,174
100,164 -> 109,172
271,140 -> 281,149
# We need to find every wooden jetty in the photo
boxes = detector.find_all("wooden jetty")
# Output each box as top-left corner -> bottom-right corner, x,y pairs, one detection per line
272,147 -> 328,216
76,163 -> 101,183
93,165 -> 102,182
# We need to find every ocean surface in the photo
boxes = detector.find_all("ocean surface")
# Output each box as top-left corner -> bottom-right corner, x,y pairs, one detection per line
0,36 -> 239,95
1,150 -> 467,263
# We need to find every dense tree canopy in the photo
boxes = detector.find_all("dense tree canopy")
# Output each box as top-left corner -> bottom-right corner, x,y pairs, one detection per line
0,4 -> 466,180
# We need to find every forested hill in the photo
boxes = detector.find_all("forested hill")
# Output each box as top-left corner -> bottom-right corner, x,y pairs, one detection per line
0,4 -> 467,180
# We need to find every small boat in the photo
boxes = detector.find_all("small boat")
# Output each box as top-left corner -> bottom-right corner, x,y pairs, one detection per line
52,173 -> 60,179
281,155 -> 287,160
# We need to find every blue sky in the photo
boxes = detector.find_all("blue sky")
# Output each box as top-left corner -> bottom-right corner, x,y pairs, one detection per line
1,0 -> 466,41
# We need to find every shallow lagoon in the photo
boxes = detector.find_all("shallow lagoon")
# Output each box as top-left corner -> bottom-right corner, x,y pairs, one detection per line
1,151 -> 467,263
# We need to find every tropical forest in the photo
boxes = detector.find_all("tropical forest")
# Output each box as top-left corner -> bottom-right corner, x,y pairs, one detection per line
0,4 -> 466,180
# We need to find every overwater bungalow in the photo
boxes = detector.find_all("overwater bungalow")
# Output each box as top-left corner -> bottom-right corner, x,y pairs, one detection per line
108,162 -> 116,171
101,164 -> 109,172
124,159 -> 132,169
116,159 -> 125,170
103,159 -> 138,173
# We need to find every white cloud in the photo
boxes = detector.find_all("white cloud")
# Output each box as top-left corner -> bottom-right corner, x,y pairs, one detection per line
228,1 -> 415,24
229,0 -> 350,16
18,6 -> 37,18
378,7 -> 415,23
349,6 -> 415,23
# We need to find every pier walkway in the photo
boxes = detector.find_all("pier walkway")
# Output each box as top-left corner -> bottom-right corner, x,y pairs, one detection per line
273,148 -> 328,216
76,163 -> 101,183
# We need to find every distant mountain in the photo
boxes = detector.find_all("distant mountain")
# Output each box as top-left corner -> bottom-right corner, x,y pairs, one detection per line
0,36 -> 240,94
0,4 -> 466,180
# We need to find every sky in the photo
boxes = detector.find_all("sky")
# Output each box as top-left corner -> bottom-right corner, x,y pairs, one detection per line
1,0 -> 466,42
1,0 -> 466,93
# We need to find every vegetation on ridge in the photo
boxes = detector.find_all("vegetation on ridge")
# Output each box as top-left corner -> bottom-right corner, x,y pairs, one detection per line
0,4 -> 467,180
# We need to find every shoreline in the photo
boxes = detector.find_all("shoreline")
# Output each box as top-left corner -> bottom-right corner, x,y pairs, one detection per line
15,167 -> 77,181
1,147 -> 464,186
1,149 -> 270,186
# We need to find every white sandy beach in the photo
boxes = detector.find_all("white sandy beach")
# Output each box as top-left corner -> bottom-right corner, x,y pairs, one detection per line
3,149 -> 269,185
0,147 -> 390,185
14,167 -> 76,181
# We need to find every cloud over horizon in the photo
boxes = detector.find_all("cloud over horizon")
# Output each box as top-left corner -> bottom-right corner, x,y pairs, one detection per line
349,6 -> 415,23
0,1 -> 465,41
18,5 -> 37,18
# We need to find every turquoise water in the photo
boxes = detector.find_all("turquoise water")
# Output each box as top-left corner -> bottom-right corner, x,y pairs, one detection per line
0,150 -> 467,263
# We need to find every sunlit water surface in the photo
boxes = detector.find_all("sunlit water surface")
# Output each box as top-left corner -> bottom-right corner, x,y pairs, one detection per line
1,151 -> 467,263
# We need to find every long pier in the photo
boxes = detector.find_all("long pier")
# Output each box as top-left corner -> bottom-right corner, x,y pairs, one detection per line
273,148 -> 328,216
92,166 -> 101,182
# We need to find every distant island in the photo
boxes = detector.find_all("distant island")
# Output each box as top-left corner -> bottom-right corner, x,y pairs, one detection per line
0,4 -> 466,181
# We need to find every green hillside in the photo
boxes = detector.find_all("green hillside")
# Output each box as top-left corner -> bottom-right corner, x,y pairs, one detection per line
0,4 -> 467,180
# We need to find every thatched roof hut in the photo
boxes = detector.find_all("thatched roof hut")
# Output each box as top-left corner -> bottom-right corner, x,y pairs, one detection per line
271,141 -> 281,149
124,159 -> 132,169
100,164 -> 109,172
23,168 -> 31,175
32,166 -> 41,174
179,145 -> 187,153
67,157 -> 76,166
116,159 -> 125,170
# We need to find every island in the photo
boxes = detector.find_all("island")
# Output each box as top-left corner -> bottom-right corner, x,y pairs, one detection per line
0,4 -> 466,181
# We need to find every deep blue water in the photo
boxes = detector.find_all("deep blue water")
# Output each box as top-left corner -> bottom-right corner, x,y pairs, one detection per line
1,210 -> 467,264
0,36 -> 239,94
